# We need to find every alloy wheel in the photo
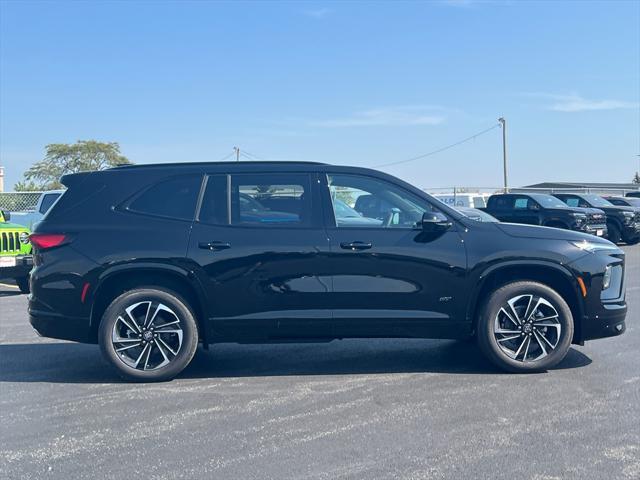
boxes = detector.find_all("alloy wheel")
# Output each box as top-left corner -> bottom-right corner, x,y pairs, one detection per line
111,301 -> 184,371
493,294 -> 561,363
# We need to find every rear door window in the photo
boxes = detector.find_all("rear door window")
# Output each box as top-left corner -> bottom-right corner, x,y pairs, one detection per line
230,173 -> 313,227
127,175 -> 202,221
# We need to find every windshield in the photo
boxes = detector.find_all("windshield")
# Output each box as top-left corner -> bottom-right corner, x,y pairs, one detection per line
582,194 -> 614,207
531,194 -> 569,208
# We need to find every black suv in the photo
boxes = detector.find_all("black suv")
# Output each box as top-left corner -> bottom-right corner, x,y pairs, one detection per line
29,163 -> 627,381
483,193 -> 608,237
553,193 -> 640,245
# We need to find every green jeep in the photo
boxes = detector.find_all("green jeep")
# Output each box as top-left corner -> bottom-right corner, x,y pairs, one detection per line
0,209 -> 33,293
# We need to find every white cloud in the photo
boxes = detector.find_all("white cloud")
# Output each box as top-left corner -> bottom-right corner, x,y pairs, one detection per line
304,8 -> 332,19
311,106 -> 446,128
528,93 -> 639,112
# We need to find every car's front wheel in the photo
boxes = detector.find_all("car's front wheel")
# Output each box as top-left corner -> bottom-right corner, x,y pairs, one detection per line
98,288 -> 199,382
477,281 -> 574,373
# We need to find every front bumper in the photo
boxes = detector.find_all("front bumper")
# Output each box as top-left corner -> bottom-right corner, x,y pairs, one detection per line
0,255 -> 33,280
582,224 -> 608,237
581,301 -> 626,341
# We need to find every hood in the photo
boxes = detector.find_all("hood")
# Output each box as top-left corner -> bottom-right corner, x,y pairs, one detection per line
599,205 -> 638,214
0,221 -> 30,231
494,222 -> 613,243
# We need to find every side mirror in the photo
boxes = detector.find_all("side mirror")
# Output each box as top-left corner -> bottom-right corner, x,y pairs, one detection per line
0,210 -> 10,222
421,212 -> 452,232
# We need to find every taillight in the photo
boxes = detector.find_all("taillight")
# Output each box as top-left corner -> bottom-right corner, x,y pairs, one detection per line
29,233 -> 70,250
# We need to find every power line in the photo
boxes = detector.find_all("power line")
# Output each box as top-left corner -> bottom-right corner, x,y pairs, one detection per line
373,123 -> 501,168
219,151 -> 236,161
240,150 -> 264,160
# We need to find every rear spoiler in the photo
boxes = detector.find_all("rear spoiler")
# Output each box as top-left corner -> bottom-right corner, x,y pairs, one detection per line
60,171 -> 93,189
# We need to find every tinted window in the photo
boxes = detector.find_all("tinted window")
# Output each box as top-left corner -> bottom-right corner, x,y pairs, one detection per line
128,175 -> 202,220
231,174 -> 312,227
491,196 -> 512,208
328,174 -> 439,228
198,175 -> 228,224
39,193 -> 62,214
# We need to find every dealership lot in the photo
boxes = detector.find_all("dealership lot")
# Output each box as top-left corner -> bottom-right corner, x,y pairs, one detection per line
0,246 -> 638,480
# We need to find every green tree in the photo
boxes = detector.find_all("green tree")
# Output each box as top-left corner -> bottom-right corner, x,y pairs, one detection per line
15,140 -> 131,191
633,172 -> 640,184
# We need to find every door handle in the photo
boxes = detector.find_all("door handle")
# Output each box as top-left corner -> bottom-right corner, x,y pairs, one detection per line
198,241 -> 231,251
340,241 -> 373,251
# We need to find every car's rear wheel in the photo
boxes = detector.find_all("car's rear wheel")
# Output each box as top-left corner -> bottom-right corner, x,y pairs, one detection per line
98,288 -> 199,382
477,281 -> 573,373
15,276 -> 30,294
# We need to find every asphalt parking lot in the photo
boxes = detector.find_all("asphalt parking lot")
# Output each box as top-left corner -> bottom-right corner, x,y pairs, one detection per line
0,246 -> 638,480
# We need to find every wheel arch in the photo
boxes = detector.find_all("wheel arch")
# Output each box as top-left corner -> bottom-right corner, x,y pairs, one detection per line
89,264 -> 209,346
467,261 -> 585,343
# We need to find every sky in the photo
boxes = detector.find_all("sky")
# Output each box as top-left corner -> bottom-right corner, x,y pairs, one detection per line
1,0 -> 639,191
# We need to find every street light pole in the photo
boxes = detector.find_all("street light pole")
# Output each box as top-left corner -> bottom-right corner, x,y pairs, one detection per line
499,117 -> 508,192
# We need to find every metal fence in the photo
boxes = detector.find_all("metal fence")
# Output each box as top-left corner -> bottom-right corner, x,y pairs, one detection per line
0,192 -> 43,212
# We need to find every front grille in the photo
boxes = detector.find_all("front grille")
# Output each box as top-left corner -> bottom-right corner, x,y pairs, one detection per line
1,232 -> 21,253
587,214 -> 605,225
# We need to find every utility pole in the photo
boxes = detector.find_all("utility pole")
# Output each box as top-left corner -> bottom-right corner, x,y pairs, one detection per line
498,117 -> 508,192
234,147 -> 240,162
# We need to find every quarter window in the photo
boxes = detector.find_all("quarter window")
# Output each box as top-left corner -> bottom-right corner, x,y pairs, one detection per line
230,174 -> 312,227
127,175 -> 202,220
327,174 -> 437,228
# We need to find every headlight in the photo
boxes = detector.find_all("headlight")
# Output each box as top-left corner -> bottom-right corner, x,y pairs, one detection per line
19,232 -> 30,244
570,240 -> 621,253
570,213 -> 587,218
622,211 -> 635,224
602,265 -> 612,290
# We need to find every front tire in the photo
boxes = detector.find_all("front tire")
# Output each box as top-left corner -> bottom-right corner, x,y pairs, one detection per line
607,223 -> 622,244
98,288 -> 199,382
477,281 -> 573,373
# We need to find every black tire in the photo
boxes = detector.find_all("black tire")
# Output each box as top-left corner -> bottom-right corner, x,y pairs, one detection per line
477,281 -> 573,373
99,288 -> 199,382
15,276 -> 30,294
623,235 -> 639,246
607,223 -> 622,244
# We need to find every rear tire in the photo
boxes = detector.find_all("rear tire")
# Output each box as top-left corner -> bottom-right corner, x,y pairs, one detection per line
15,276 -> 30,294
607,223 -> 622,244
477,281 -> 573,373
98,287 -> 199,382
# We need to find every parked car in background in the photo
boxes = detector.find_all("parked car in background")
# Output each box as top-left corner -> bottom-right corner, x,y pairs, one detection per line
625,191 -> 640,198
29,162 -> 627,381
9,190 -> 64,230
602,196 -> 640,208
482,193 -> 607,237
0,210 -> 32,293
552,193 -> 640,245
456,207 -> 498,222
432,193 -> 491,209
